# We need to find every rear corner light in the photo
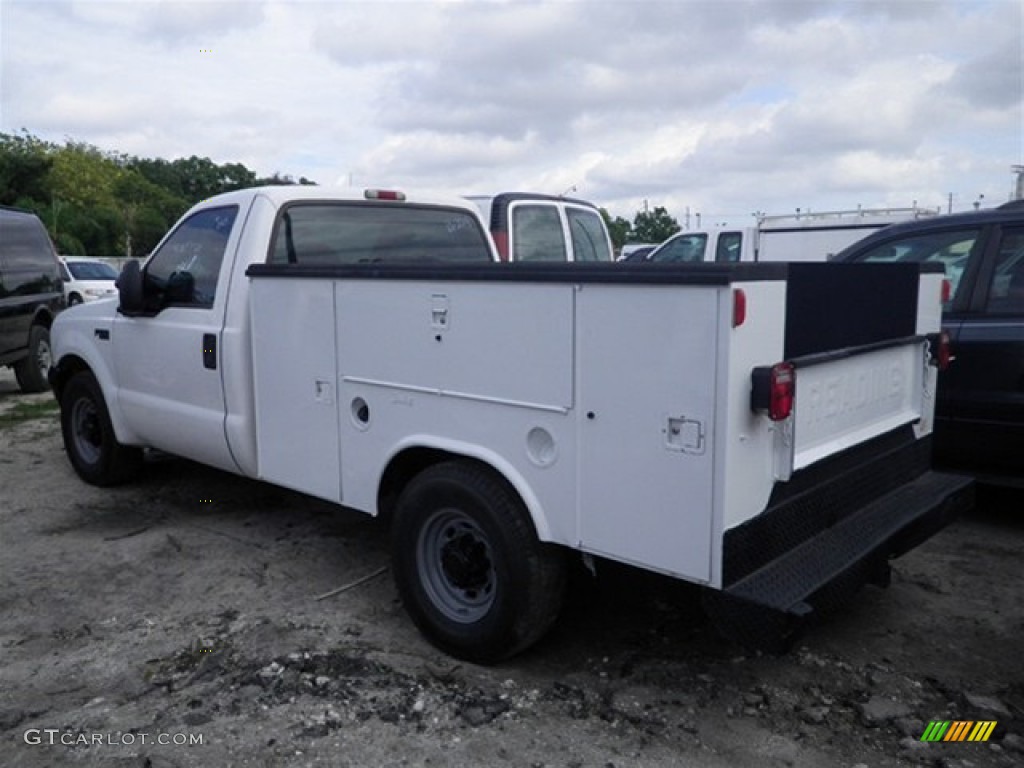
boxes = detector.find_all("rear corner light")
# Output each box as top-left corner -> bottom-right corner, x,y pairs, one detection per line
751,362 -> 795,421
929,330 -> 953,371
732,288 -> 747,327
941,278 -> 952,304
492,230 -> 510,261
364,189 -> 406,201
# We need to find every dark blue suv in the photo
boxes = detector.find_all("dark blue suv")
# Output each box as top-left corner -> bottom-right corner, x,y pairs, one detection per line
833,200 -> 1024,484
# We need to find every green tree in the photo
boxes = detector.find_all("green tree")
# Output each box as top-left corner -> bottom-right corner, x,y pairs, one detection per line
600,208 -> 632,250
632,206 -> 680,243
0,131 -> 54,206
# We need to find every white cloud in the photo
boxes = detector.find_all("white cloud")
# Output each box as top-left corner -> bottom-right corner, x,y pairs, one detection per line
1,0 -> 1021,225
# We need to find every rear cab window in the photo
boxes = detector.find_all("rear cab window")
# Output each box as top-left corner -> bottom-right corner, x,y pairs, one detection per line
715,232 -> 743,263
510,205 -> 567,262
269,203 -> 492,265
566,207 -> 612,262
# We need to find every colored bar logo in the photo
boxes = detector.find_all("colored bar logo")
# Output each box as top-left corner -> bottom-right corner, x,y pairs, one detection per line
920,721 -> 997,742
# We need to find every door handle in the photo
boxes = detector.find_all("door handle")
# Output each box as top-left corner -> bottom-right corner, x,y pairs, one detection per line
203,334 -> 217,370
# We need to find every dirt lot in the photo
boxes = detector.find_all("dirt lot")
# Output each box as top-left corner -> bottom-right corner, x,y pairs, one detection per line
1,368 -> 1021,768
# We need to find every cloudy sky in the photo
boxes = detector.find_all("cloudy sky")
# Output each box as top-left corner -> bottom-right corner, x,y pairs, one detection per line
1,0 -> 1021,226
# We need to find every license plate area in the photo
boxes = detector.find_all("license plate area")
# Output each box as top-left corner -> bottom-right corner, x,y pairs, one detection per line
792,340 -> 925,471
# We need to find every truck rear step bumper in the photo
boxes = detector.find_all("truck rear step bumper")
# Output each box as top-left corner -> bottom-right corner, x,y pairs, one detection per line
707,429 -> 974,649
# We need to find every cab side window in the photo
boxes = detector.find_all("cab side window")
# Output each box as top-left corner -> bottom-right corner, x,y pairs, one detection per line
984,229 -> 1024,315
145,206 -> 238,307
511,205 -> 566,262
851,228 -> 981,307
567,208 -> 611,262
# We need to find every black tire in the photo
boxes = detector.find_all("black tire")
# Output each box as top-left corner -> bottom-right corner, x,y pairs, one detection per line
13,325 -> 53,393
60,371 -> 143,486
68,294 -> 83,306
391,461 -> 566,664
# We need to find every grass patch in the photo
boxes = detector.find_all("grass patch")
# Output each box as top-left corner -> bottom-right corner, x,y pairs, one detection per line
0,399 -> 60,429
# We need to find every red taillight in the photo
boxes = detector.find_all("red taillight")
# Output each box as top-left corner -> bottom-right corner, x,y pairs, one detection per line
934,330 -> 952,371
732,288 -> 747,327
364,189 -> 406,201
751,362 -> 796,421
941,278 -> 952,304
769,362 -> 795,421
492,230 -> 510,261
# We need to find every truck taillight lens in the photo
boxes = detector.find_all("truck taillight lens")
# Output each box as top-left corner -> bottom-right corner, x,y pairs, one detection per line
941,278 -> 952,304
929,330 -> 953,371
768,363 -> 795,421
751,362 -> 795,421
732,288 -> 747,327
493,231 -> 510,261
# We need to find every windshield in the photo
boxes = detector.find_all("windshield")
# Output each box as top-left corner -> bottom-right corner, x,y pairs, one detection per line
66,261 -> 118,280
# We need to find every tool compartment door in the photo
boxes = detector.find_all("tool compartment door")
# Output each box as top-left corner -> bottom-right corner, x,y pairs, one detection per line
576,284 -> 720,582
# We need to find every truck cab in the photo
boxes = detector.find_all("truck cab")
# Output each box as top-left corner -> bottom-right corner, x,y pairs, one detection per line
466,192 -> 614,263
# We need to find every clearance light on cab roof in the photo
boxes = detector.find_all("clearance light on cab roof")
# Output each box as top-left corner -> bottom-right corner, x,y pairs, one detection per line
364,189 -> 406,201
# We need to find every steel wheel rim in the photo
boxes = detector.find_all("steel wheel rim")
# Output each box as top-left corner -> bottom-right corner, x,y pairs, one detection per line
417,508 -> 496,623
71,397 -> 102,465
35,337 -> 52,375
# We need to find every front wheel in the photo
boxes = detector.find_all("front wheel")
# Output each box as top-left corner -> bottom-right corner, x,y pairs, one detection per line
391,461 -> 566,664
60,371 -> 142,486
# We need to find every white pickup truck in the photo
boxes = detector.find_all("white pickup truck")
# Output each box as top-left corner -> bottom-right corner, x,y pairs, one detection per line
50,186 -> 972,663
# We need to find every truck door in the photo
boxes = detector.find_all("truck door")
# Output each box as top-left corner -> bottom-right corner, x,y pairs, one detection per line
112,204 -> 244,473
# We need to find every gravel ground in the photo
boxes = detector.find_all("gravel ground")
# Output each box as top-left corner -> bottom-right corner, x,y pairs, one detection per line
1,368 -> 1021,768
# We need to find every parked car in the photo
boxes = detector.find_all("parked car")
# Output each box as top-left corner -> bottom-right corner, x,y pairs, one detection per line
0,206 -> 64,392
618,244 -> 657,262
60,257 -> 119,305
832,200 -> 1024,483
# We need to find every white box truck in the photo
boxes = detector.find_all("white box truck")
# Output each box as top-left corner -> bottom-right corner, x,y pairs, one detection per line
49,186 -> 971,663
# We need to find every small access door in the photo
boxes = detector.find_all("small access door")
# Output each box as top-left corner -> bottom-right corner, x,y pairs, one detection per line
576,283 -> 719,582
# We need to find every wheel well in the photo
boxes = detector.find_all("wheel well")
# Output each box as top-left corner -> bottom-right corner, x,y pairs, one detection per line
31,308 -> 54,330
50,355 -> 91,402
377,448 -> 524,531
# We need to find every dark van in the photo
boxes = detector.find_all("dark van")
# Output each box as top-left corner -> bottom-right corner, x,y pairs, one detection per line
0,206 -> 64,392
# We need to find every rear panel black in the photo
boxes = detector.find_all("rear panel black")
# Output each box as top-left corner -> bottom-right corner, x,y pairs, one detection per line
784,263 -> 920,358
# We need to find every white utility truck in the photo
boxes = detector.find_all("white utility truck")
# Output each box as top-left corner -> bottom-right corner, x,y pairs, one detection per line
49,186 -> 972,663
648,207 -> 940,264
466,192 -> 614,263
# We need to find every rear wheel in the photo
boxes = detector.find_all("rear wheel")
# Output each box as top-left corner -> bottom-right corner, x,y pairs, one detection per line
391,461 -> 566,663
13,325 -> 52,393
60,371 -> 142,486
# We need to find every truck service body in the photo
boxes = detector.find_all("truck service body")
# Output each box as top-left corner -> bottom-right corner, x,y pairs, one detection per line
648,207 -> 941,264
50,186 -> 972,662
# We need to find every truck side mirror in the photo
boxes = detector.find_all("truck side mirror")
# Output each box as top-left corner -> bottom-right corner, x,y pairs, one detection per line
117,259 -> 145,316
